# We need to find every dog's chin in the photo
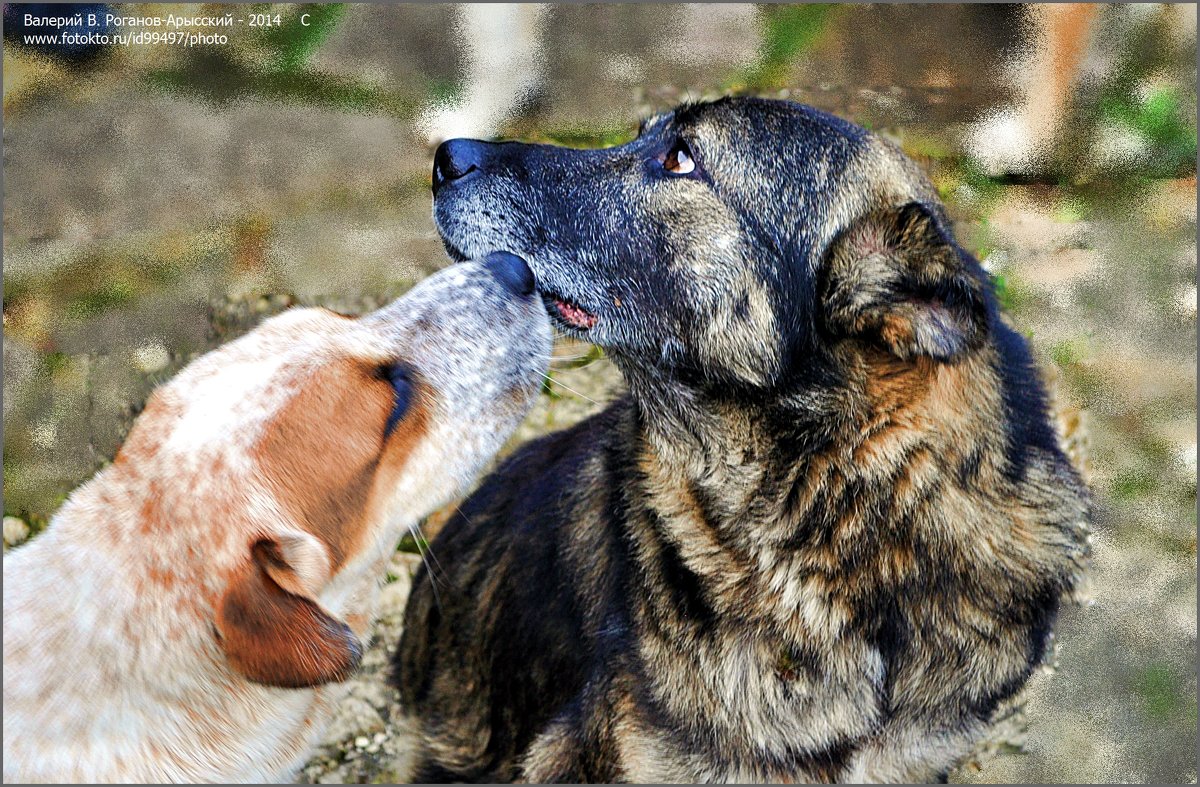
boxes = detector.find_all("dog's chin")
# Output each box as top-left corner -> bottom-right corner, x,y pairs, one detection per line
440,236 -> 470,263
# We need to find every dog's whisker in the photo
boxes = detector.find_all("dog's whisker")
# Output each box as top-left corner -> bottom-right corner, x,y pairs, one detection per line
537,372 -> 602,406
548,362 -> 607,375
407,521 -> 443,584
413,520 -> 451,582
408,522 -> 444,614
551,349 -> 605,359
372,528 -> 394,588
548,362 -> 603,371
548,356 -> 603,367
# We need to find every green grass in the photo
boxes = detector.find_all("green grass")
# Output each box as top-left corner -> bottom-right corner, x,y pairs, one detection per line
1099,86 -> 1197,177
260,4 -> 348,73
0,468 -> 58,542
1133,663 -> 1190,723
529,123 -> 639,150
991,272 -> 1035,314
737,5 -> 837,91
68,277 -> 138,319
396,530 -> 430,555
425,77 -> 463,105
6,242 -> 203,332
1053,195 -> 1091,224
1111,468 -> 1159,502
38,352 -> 72,378
553,344 -> 605,371
1056,358 -> 1108,410
541,372 -> 564,400
144,53 -> 418,118
1049,338 -> 1088,369
898,130 -> 957,163
959,162 -> 1009,210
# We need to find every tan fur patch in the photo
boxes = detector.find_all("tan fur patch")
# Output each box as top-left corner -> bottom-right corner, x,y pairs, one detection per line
879,313 -> 917,351
114,390 -> 181,469
137,478 -> 167,534
861,352 -> 934,415
251,360 -> 429,570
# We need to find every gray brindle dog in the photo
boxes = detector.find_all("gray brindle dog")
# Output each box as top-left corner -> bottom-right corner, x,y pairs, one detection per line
393,97 -> 1090,783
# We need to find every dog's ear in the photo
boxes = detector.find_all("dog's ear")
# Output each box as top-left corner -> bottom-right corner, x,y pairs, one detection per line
215,530 -> 362,688
821,201 -> 988,361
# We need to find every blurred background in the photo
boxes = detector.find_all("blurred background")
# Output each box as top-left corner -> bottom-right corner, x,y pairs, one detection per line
3,3 -> 1196,783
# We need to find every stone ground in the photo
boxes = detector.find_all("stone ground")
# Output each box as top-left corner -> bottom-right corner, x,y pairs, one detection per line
3,4 -> 1196,783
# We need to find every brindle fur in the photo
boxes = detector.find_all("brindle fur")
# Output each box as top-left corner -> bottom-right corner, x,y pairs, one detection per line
394,97 -> 1090,783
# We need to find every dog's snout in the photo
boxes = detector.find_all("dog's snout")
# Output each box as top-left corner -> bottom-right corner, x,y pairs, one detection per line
432,139 -> 486,194
483,251 -> 536,297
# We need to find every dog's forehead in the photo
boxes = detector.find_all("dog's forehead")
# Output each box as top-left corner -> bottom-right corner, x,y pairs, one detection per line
362,263 -> 504,350
662,99 -> 864,150
639,104 -> 723,141
640,109 -> 675,137
254,307 -> 384,358
149,308 -> 382,454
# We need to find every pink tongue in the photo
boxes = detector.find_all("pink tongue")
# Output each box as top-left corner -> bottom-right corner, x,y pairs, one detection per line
555,299 -> 597,329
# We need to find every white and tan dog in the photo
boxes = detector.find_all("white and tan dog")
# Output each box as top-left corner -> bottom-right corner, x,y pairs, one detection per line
3,253 -> 550,783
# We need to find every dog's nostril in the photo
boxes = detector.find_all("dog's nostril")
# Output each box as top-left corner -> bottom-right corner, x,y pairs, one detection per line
432,139 -> 484,194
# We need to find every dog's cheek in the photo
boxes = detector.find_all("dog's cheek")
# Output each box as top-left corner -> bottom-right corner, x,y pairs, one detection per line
251,361 -> 393,569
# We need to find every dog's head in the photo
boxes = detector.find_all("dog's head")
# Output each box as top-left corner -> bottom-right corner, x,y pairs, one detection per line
431,97 -> 990,397
111,253 -> 548,688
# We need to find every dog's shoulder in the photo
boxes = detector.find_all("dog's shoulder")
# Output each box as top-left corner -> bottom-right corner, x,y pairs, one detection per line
395,397 -> 637,779
436,394 -> 634,547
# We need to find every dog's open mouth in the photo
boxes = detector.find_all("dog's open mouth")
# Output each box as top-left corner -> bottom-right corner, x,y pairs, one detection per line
544,292 -> 598,331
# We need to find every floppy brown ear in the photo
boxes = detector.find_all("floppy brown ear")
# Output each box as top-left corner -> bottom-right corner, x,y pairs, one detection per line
215,530 -> 362,689
821,201 -> 988,361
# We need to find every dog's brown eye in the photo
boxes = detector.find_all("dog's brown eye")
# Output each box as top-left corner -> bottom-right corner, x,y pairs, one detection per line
663,141 -> 696,175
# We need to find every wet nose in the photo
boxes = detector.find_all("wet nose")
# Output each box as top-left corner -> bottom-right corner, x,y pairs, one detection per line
432,138 -> 486,194
482,252 -> 535,297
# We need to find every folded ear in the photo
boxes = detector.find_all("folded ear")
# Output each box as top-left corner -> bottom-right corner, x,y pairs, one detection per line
215,530 -> 362,689
820,201 -> 988,362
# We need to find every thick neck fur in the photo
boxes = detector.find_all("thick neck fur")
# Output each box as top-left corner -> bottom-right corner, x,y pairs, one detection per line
607,344 -> 1082,769
622,344 -> 1010,581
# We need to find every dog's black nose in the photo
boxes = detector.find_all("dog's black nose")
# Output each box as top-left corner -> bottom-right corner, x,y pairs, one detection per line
483,252 -> 535,297
432,139 -> 485,194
